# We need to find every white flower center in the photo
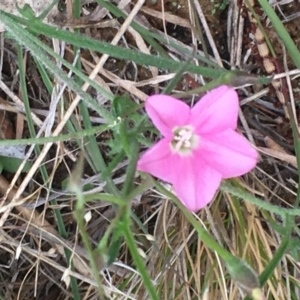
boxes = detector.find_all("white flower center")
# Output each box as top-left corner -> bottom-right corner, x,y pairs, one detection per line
171,126 -> 199,155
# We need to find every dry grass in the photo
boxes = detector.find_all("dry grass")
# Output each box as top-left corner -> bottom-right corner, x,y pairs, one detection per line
0,0 -> 300,299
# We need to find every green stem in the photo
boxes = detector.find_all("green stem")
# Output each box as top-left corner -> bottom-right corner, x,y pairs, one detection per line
122,209 -> 159,300
121,140 -> 140,197
0,124 -> 109,146
73,187 -> 105,297
2,11 -> 226,79
221,181 -> 300,216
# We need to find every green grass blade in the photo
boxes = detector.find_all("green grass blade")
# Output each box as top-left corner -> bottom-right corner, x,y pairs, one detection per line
257,0 -> 300,68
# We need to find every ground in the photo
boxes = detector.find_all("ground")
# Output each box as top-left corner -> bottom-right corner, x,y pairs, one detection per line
0,0 -> 300,299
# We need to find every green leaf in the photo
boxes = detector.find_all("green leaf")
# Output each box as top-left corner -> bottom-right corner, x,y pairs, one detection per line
258,238 -> 289,286
0,156 -> 31,173
106,234 -> 122,266
1,10 -> 225,79
112,95 -> 137,118
288,238 -> 300,260
16,4 -> 35,20
0,160 -> 3,174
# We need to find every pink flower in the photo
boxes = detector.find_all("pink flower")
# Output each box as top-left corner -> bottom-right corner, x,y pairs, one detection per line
137,85 -> 258,212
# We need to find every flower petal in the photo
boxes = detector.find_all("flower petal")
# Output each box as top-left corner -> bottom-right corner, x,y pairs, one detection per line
172,158 -> 222,212
137,138 -> 184,183
199,130 -> 258,178
145,95 -> 190,137
190,85 -> 239,135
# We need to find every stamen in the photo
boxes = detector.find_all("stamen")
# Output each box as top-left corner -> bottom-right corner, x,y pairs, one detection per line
184,140 -> 191,148
171,126 -> 198,154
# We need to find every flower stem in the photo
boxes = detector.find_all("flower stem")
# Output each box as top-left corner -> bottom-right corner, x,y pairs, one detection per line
121,209 -> 159,300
